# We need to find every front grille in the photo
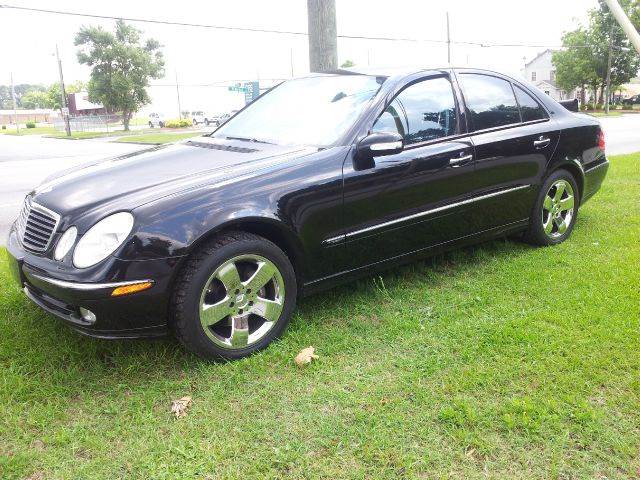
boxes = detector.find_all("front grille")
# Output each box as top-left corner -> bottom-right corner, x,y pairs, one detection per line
15,196 -> 60,253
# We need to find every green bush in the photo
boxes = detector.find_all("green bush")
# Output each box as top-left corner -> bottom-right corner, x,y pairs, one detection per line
25,122 -> 36,128
1,125 -> 6,130
163,119 -> 191,128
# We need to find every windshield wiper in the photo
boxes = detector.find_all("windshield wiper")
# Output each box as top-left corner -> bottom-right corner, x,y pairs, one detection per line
225,135 -> 274,145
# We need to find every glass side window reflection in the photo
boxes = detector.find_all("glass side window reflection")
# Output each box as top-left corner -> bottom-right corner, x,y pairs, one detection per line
372,77 -> 457,145
460,74 -> 521,131
514,85 -> 548,122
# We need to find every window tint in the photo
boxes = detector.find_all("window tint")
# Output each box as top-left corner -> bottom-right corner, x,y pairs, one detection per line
514,86 -> 547,122
372,77 -> 457,145
460,74 -> 520,131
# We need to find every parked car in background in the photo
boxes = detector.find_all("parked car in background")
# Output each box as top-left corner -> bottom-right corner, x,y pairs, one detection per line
7,68 -> 609,361
622,94 -> 640,108
218,110 -> 239,125
148,113 -> 165,128
191,111 -> 220,126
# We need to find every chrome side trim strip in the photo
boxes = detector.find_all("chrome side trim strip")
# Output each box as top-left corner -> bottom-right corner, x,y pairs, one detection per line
31,275 -> 154,291
584,160 -> 609,173
322,184 -> 531,245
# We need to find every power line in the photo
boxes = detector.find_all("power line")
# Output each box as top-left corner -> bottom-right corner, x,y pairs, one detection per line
0,3 -> 602,50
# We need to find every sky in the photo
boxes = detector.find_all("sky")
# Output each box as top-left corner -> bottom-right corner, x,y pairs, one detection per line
0,0 -> 598,115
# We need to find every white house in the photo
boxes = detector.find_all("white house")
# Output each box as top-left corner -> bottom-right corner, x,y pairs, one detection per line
523,49 -> 576,101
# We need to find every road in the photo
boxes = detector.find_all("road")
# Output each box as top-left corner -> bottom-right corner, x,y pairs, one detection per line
0,114 -> 638,246
0,135 -> 149,243
597,113 -> 640,156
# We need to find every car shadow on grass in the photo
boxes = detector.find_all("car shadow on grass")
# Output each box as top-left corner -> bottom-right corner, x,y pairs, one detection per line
2,234 -> 538,385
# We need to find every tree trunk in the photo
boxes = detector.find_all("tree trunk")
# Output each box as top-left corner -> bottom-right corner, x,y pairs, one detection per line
123,111 -> 131,131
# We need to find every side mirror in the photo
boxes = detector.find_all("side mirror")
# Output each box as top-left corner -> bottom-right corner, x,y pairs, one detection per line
356,132 -> 404,163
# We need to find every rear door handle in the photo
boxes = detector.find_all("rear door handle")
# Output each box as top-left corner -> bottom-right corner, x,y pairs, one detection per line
449,154 -> 473,167
534,137 -> 551,149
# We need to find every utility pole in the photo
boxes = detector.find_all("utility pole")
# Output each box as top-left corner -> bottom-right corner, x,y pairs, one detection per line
603,0 -> 640,54
307,0 -> 337,72
175,70 -> 182,120
446,12 -> 451,64
290,48 -> 295,77
10,72 -> 19,134
55,45 -> 71,137
604,30 -> 614,114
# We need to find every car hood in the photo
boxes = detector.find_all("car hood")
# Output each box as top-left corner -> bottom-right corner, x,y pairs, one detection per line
31,137 -> 315,221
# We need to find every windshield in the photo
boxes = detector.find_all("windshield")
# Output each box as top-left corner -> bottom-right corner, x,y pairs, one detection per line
213,75 -> 384,147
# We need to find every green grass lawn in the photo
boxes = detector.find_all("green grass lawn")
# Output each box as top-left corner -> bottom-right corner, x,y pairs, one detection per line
1,154 -> 639,479
46,129 -> 200,142
114,132 -> 203,144
0,126 -> 56,136
588,111 -> 624,117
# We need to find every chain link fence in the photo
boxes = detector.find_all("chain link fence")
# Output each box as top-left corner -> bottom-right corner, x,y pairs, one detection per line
53,114 -> 122,133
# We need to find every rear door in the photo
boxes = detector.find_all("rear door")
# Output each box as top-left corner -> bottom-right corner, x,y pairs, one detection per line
456,71 -> 560,230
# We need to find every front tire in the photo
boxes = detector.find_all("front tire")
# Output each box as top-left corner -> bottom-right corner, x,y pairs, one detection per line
524,169 -> 579,246
170,232 -> 297,360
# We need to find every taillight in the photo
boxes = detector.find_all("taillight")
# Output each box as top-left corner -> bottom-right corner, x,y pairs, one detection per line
598,129 -> 605,151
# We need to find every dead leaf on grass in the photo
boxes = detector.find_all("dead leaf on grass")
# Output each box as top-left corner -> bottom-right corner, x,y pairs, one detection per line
170,396 -> 192,418
295,346 -> 319,367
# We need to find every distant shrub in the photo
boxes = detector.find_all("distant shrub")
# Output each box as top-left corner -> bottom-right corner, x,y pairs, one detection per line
1,125 -> 6,130
163,119 -> 191,128
25,122 -> 36,128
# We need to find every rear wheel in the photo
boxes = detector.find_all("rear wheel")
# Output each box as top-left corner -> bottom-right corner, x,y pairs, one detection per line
524,170 -> 579,246
171,232 -> 297,360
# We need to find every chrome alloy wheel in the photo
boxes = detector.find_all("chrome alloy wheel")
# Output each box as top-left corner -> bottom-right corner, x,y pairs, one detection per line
542,179 -> 575,239
198,254 -> 285,349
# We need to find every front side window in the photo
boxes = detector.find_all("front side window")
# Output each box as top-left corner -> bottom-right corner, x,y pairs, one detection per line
514,85 -> 547,122
459,74 -> 520,131
371,76 -> 457,145
214,75 -> 384,147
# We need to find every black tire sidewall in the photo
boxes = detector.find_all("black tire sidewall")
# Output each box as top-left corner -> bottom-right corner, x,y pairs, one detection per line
529,169 -> 580,246
174,236 -> 297,360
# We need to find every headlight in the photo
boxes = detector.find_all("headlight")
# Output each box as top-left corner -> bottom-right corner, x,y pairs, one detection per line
54,227 -> 77,261
73,212 -> 134,268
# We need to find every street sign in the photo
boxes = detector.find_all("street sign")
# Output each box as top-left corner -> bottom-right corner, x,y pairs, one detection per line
228,83 -> 249,93
243,82 -> 260,104
228,82 -> 260,103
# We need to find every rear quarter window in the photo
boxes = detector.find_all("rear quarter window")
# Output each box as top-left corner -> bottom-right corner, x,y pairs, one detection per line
514,85 -> 548,122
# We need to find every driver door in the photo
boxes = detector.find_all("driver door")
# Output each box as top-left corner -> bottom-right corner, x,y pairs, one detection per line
340,74 -> 477,269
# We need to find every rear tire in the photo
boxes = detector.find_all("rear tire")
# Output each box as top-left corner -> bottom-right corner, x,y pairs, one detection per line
170,231 -> 297,361
524,169 -> 579,246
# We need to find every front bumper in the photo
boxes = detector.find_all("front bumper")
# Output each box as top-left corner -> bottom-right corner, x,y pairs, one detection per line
6,228 -> 183,339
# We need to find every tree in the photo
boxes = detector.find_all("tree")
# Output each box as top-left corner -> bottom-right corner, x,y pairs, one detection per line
553,0 -> 640,106
553,29 -> 602,103
75,20 -> 164,130
45,81 -> 85,110
20,90 -> 49,109
590,0 -> 640,93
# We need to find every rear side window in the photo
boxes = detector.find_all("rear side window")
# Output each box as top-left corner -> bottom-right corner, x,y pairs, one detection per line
372,76 -> 457,145
459,74 -> 520,131
514,85 -> 548,122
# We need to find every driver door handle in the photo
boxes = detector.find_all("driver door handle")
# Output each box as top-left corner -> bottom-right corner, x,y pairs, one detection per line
534,136 -> 551,149
449,154 -> 473,167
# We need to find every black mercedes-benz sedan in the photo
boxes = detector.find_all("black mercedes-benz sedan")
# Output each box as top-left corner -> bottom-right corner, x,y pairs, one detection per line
6,68 -> 609,360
